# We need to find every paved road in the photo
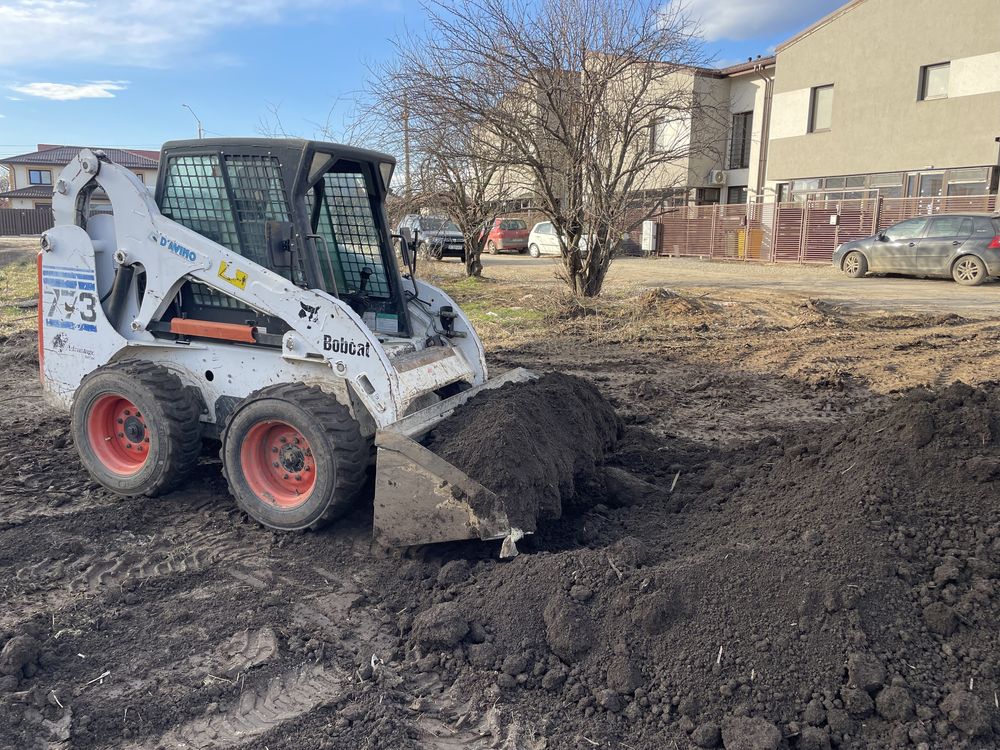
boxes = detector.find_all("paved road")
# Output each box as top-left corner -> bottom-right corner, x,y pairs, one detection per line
473,254 -> 1000,317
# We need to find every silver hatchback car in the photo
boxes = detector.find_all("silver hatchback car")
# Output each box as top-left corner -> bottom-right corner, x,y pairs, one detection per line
832,213 -> 1000,286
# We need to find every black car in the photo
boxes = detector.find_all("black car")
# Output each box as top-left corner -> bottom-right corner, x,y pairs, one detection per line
833,213 -> 1000,286
397,215 -> 465,261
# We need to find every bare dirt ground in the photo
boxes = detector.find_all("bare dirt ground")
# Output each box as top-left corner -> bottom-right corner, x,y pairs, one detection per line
5,244 -> 1000,749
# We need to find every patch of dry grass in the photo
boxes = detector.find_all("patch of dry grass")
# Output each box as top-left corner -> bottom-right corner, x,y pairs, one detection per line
423,260 -> 733,351
0,260 -> 38,337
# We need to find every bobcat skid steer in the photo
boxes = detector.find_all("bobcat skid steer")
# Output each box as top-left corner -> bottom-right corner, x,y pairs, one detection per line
38,139 -> 531,550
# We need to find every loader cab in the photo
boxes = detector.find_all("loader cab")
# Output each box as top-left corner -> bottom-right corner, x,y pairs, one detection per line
154,138 -> 408,341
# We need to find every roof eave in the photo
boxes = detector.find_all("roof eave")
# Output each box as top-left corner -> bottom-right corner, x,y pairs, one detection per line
775,0 -> 869,53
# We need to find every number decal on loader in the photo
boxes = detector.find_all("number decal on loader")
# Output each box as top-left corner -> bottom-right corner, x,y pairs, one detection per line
41,266 -> 99,333
218,260 -> 248,290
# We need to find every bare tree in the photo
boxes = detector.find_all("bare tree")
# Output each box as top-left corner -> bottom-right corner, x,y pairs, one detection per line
0,166 -> 9,208
379,0 -> 719,296
352,86 -> 519,277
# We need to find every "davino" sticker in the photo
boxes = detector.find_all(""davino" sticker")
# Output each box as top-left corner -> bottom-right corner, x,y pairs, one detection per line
160,236 -> 197,262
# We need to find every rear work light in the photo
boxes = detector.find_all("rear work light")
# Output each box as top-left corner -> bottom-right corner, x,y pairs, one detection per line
989,236 -> 1000,249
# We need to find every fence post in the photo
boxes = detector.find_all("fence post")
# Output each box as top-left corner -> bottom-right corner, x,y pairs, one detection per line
709,205 -> 717,259
799,203 -> 809,263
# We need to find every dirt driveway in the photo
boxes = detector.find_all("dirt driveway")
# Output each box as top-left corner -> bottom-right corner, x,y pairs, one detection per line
480,254 -> 1000,317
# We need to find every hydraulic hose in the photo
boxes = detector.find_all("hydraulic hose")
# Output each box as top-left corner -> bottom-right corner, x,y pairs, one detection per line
105,264 -> 135,329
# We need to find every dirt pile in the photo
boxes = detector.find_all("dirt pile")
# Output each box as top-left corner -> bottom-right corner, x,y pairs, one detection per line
425,372 -> 621,530
388,381 -> 1000,748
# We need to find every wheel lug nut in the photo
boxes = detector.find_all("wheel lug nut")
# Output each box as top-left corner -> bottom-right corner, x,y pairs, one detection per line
279,437 -> 287,443
271,447 -> 278,453
124,410 -> 130,416
126,443 -> 132,449
293,437 -> 300,444
295,475 -> 301,481
283,473 -> 289,480
117,418 -> 123,424
273,461 -> 279,467
118,432 -> 124,438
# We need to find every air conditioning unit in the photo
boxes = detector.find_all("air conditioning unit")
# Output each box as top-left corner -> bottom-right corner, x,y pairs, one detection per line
709,169 -> 727,186
641,220 -> 658,256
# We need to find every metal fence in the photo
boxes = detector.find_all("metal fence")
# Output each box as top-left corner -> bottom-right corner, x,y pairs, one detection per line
0,207 -> 54,236
655,194 -> 999,264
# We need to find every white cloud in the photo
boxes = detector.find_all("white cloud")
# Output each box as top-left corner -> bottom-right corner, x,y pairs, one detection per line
675,0 -> 845,42
0,0 -> 340,67
10,80 -> 128,100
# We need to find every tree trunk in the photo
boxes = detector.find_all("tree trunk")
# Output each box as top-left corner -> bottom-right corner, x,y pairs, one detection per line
465,235 -> 486,277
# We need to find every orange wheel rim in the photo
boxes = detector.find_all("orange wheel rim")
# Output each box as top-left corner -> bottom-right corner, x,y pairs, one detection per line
240,420 -> 317,509
86,394 -> 150,475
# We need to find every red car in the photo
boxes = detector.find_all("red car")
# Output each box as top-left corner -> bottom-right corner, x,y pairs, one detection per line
481,218 -> 530,254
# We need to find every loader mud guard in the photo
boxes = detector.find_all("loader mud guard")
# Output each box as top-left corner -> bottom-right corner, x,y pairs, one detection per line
372,368 -> 535,553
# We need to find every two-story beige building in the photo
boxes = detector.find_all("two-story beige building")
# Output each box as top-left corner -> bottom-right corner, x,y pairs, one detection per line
765,0 -> 1000,203
0,145 -> 159,209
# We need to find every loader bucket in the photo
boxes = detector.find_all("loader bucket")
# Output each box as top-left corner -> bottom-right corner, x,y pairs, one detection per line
373,368 -> 536,551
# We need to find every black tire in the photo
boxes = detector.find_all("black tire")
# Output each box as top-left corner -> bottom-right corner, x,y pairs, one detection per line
528,244 -> 541,258
221,383 -> 369,531
842,251 -> 868,278
953,255 -> 986,286
417,241 -> 430,259
71,360 -> 202,496
487,241 -> 498,255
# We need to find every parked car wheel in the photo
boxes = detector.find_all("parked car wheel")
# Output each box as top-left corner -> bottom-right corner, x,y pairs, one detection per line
842,251 -> 868,278
952,255 -> 986,286
487,241 -> 498,255
528,244 -> 541,258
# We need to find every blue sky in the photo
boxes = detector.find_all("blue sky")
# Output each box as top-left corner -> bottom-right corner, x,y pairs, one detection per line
0,0 -> 844,160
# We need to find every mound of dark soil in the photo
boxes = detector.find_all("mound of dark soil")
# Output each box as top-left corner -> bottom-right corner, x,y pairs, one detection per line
392,381 -> 1000,748
425,372 -> 621,530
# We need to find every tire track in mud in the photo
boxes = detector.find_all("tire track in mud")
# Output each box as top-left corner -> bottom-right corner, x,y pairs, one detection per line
9,515 -> 259,595
149,663 -> 347,749
68,525 -> 259,593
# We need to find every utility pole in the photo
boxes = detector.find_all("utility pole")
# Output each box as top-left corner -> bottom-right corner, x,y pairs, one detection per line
181,104 -> 205,139
994,137 -> 1000,200
402,94 -> 412,200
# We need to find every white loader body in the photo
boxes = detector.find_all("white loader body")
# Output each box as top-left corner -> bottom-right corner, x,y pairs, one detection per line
39,145 -> 531,550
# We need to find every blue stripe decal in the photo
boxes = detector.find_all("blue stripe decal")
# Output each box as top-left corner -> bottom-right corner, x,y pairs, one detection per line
42,270 -> 95,281
45,319 -> 97,333
42,279 -> 83,289
45,264 -> 96,273
42,277 -> 96,290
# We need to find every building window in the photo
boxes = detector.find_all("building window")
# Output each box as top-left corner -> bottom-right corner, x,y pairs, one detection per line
29,169 -> 52,185
776,183 -> 790,203
728,112 -> 753,169
695,188 -> 720,205
650,118 -> 683,153
919,62 -> 949,100
945,167 -> 989,196
808,85 -> 834,132
134,172 -> 144,183
727,186 -> 748,204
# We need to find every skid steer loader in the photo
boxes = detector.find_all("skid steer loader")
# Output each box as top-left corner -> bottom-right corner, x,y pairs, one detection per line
38,139 -> 532,550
